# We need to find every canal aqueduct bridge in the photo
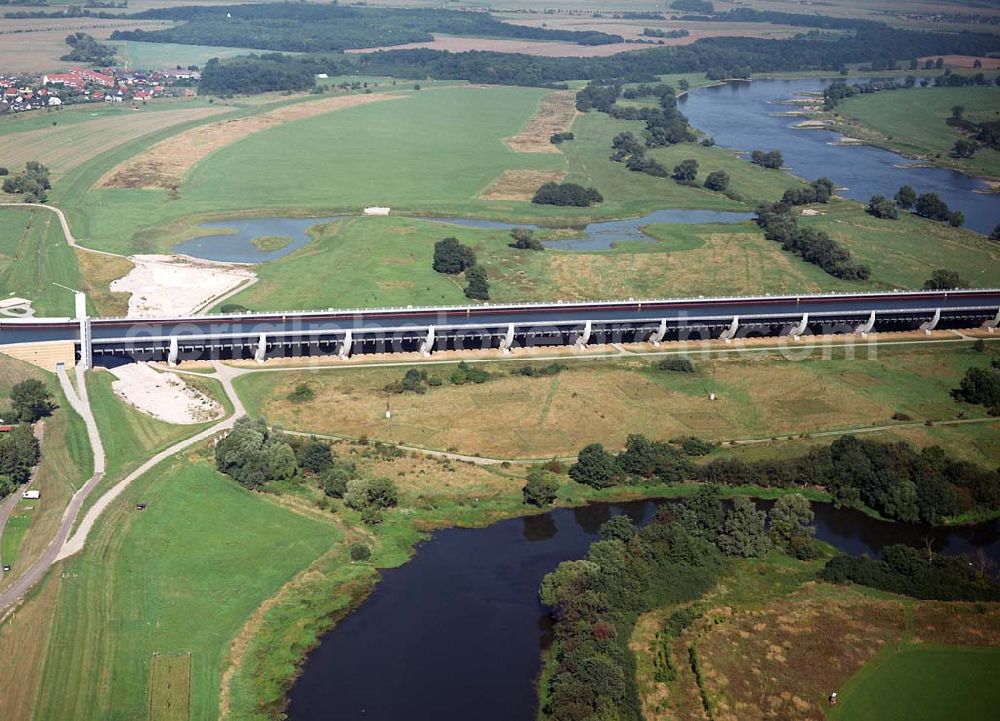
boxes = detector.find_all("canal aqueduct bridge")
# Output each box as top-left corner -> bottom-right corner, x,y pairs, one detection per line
1,289 -> 999,369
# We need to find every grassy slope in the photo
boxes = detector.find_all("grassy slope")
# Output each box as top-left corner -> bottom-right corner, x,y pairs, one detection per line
34,457 -> 336,721
831,644 -> 1000,721
835,85 -> 1000,179
232,341 -> 1000,465
0,206 -> 82,317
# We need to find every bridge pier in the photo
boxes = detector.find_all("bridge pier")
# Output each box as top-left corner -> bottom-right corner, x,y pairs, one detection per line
719,316 -> 739,344
76,292 -> 93,370
855,310 -> 876,337
574,320 -> 592,350
499,324 -> 515,354
167,337 -> 179,367
983,308 -> 1000,333
339,330 -> 353,360
919,308 -> 941,335
789,313 -> 808,340
254,333 -> 267,364
650,319 -> 667,347
419,326 -> 435,356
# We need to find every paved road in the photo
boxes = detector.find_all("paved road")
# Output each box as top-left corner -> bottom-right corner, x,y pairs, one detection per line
0,366 -> 105,619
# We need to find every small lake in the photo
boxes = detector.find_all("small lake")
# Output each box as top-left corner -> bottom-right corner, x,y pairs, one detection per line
173,216 -> 342,263
679,77 -> 999,235
285,498 -> 1000,721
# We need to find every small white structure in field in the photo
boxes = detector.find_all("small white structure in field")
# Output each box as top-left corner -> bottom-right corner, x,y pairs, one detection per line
364,207 -> 391,216
708,392 -> 717,401
22,490 -> 40,500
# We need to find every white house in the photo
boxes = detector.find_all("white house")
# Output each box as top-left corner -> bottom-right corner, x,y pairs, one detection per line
363,207 -> 391,216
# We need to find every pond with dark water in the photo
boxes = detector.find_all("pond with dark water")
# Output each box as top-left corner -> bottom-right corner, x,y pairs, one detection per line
285,498 -> 999,721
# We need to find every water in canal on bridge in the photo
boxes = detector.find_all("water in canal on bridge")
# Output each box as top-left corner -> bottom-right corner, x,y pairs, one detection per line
678,77 -> 999,235
285,498 -> 1000,721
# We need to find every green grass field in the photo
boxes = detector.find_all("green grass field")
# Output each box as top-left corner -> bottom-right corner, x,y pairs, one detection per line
34,457 -> 337,721
836,85 -> 1000,179
0,207 -> 82,316
831,644 -> 1000,721
110,40 -> 273,70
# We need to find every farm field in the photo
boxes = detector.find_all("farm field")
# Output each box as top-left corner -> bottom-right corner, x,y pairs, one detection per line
32,456 -> 337,721
232,341 -> 1000,463
831,644 -> 1000,721
834,86 -> 1000,180
109,40 -> 273,69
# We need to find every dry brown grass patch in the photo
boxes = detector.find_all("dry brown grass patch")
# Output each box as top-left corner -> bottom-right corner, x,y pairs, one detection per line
693,599 -> 906,721
479,169 -> 566,201
99,93 -> 400,190
77,249 -> 134,317
504,90 -> 578,153
0,569 -> 60,720
914,601 -> 1000,646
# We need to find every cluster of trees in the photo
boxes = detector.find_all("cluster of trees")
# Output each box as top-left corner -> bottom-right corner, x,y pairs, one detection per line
610,84 -> 695,148
199,54 -> 335,95
2,161 -> 51,203
866,194 -> 898,220
642,28 -> 689,39
822,544 -> 1000,601
512,361 -> 567,377
703,169 -> 729,192
750,149 -> 783,169
912,191 -> 964,227
509,227 -> 544,251
946,103 -> 1000,155
699,434 -> 1000,525
214,417 -> 300,488
549,132 -> 574,145
0,379 -> 51,496
672,0 -> 714,12
116,4 -> 622,52
568,434 -> 717,489
754,202 -> 871,281
539,487 -> 814,721
432,237 -> 476,273
822,77 -> 914,110
953,361 -> 1000,415
781,177 -> 834,206
60,32 -> 116,64
657,357 -> 696,373
924,268 -> 968,290
385,361 -> 491,394
532,182 -> 603,207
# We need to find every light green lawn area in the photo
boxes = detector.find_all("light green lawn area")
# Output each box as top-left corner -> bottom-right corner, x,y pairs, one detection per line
0,500 -> 36,568
799,199 -> 1000,289
34,457 -> 337,721
109,40 -> 271,69
0,207 -> 82,316
836,85 -> 1000,178
830,644 -> 1000,721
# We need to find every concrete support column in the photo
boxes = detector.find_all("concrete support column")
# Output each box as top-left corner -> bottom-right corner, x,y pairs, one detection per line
790,313 -> 809,340
650,319 -> 667,347
575,320 -> 592,349
855,310 -> 876,337
339,330 -> 353,360
719,316 -> 739,344
75,292 -> 92,370
983,308 -> 1000,332
919,308 -> 941,335
167,337 -> 179,367
254,333 -> 267,364
419,326 -> 435,356
499,324 -> 515,354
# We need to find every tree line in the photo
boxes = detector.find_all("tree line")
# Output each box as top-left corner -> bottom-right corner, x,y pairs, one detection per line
568,432 -> 1000,525
2,161 -> 51,203
0,380 -> 52,500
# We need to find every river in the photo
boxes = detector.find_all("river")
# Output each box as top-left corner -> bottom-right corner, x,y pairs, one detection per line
285,498 -> 1000,721
678,77 -> 999,235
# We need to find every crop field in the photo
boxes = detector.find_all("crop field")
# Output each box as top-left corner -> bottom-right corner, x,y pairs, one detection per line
0,18 -> 171,73
1,103 -> 229,177
109,40 -> 270,70
148,653 -> 192,721
32,456 -> 336,721
831,645 -> 1000,721
835,86 -> 1000,179
232,341 -> 999,461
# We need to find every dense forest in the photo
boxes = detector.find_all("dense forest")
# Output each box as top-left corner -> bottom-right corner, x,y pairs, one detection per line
195,18 -> 1000,95
112,3 -> 623,52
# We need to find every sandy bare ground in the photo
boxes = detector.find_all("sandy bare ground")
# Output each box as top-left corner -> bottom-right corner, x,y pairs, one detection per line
0,105 -> 229,175
345,34 -> 641,58
479,169 -> 566,201
110,254 -> 256,317
505,90 -> 578,154
107,363 -> 223,424
99,92 -> 400,190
